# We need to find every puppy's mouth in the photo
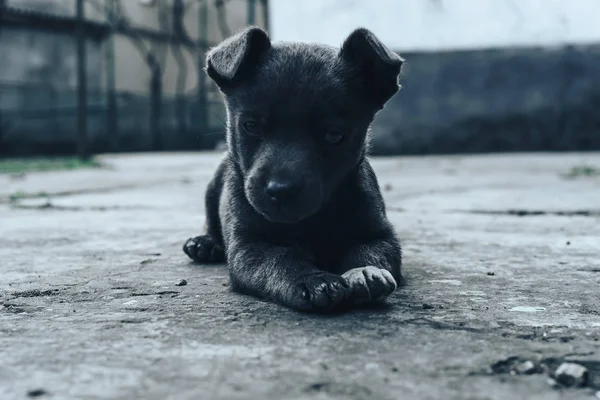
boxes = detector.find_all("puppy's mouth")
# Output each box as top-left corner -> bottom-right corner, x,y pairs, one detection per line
249,196 -> 321,224
258,209 -> 309,224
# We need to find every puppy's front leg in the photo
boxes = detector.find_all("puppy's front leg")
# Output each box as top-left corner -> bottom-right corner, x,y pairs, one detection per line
340,235 -> 402,305
229,242 -> 350,312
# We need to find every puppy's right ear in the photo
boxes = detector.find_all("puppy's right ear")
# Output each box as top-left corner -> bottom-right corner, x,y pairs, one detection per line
205,26 -> 271,89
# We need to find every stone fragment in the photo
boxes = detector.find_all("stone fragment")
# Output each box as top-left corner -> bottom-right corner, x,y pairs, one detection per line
554,362 -> 588,387
515,360 -> 536,375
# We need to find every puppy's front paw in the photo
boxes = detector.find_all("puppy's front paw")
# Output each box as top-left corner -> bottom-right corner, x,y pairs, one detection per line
183,235 -> 225,263
342,266 -> 397,304
289,273 -> 350,312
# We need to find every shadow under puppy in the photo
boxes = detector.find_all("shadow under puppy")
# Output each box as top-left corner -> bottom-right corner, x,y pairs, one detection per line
184,26 -> 404,312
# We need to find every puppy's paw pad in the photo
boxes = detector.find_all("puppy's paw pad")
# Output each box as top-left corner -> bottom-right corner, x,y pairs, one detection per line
342,266 -> 397,304
183,235 -> 225,263
292,274 -> 350,312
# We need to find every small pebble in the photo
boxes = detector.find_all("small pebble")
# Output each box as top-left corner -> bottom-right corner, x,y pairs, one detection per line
566,241 -> 571,245
515,360 -> 536,375
422,303 -> 434,310
487,272 -> 495,276
365,363 -> 378,371
546,378 -> 560,388
175,279 -> 188,287
554,362 -> 588,387
27,389 -> 47,397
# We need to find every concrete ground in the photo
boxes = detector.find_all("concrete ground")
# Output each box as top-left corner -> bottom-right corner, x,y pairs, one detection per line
1,152 -> 599,400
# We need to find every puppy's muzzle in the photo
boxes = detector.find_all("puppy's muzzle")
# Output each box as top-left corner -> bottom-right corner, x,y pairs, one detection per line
245,170 -> 323,223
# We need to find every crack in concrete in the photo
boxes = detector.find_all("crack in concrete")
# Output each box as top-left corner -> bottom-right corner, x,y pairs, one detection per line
130,291 -> 180,297
459,209 -> 600,217
10,289 -> 60,298
2,179 -> 179,205
10,203 -> 154,211
2,184 -> 142,204
397,317 -> 486,333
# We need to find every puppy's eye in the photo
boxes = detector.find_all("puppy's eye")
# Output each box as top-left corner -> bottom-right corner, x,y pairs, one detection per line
242,121 -> 260,136
324,131 -> 344,145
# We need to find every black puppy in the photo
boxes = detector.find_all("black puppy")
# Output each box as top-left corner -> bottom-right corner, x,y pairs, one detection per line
183,26 -> 404,312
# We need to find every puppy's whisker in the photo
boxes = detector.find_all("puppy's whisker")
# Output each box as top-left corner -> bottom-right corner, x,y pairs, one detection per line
197,131 -> 226,138
203,108 -> 227,127
211,111 -> 227,126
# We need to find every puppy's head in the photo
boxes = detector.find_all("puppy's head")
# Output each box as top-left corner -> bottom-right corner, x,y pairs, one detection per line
206,27 -> 403,224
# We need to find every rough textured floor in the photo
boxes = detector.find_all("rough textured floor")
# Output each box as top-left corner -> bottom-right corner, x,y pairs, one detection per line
1,152 -> 599,400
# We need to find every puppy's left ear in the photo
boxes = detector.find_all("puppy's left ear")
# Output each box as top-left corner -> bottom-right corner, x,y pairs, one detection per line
340,28 -> 403,108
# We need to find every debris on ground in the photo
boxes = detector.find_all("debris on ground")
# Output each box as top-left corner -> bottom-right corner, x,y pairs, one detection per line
27,389 -> 48,397
12,289 -> 59,298
176,279 -> 188,287
546,378 -> 560,389
554,362 -> 588,387
515,360 -> 536,375
488,356 -> 599,391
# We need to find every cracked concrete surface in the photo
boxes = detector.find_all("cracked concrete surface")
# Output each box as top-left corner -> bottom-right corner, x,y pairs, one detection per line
1,152 -> 600,400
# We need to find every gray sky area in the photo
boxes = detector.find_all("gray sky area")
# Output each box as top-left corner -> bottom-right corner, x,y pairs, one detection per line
270,0 -> 600,51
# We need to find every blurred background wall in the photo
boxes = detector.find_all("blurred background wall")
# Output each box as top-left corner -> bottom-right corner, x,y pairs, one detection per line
0,0 -> 268,156
1,0 -> 599,157
272,0 -> 600,155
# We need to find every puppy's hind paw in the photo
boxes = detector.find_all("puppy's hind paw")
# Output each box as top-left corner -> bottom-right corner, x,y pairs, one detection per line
342,266 -> 397,305
183,235 -> 225,264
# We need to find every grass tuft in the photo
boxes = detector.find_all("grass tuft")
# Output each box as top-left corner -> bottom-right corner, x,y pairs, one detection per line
0,157 -> 102,174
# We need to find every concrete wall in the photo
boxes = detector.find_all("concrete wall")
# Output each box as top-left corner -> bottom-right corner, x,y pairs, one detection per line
0,22 -> 226,155
5,0 -> 268,96
0,0 -> 264,155
0,25 -> 105,154
0,25 -> 102,88
0,85 -> 226,155
370,44 -> 600,154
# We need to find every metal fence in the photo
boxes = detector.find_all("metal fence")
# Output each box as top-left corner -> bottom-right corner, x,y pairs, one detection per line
0,81 -> 227,156
0,0 -> 268,158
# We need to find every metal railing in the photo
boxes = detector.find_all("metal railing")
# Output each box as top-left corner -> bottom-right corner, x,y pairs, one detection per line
0,0 -> 269,158
0,81 -> 226,156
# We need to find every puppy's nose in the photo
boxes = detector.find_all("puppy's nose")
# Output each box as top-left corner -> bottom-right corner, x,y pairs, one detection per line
265,179 -> 300,201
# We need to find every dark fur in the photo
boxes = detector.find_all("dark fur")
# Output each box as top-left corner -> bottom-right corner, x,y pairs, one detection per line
183,27 -> 404,312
